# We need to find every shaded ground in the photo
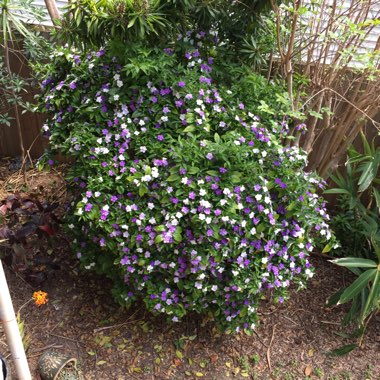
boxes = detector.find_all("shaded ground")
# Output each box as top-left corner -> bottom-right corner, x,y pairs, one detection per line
1,161 -> 379,380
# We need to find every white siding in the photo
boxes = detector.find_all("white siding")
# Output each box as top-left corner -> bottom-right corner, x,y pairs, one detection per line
31,0 -> 68,26
302,0 -> 380,68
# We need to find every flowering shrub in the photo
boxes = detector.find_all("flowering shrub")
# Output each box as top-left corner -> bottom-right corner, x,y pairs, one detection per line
37,34 -> 335,332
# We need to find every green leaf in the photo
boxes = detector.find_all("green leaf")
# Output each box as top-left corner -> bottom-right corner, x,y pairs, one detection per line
322,242 -> 333,253
373,187 -> 380,210
326,288 -> 344,307
329,257 -> 377,268
361,269 -> 380,322
167,174 -> 180,182
328,344 -> 358,356
360,131 -> 373,157
176,350 -> 183,359
338,269 -> 376,305
188,167 -> 199,175
357,161 -> 374,192
309,110 -> 323,119
183,125 -> 195,133
324,188 -> 351,195
139,185 -> 148,197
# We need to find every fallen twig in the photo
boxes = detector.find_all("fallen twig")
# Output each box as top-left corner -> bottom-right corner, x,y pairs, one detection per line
27,344 -> 64,357
266,324 -> 276,372
49,333 -> 84,345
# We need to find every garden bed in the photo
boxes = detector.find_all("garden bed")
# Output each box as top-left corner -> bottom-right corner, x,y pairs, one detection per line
0,162 -> 379,380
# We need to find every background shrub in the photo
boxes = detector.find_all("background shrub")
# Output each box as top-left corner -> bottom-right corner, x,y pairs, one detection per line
36,34 -> 335,332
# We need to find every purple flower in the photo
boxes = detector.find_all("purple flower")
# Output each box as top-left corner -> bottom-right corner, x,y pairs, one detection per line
206,153 -> 214,160
178,81 -> 186,87
85,203 -> 93,212
163,47 -> 173,55
69,82 -> 77,90
157,134 -> 164,141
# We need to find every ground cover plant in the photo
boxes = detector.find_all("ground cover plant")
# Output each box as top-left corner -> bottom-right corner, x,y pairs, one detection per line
35,32 -> 336,333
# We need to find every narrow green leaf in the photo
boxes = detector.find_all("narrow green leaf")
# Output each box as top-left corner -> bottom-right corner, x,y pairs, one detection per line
361,269 -> 380,322
338,269 -> 376,305
328,344 -> 358,356
326,288 -> 344,307
357,161 -> 374,193
329,257 -> 377,268
324,188 -> 351,195
373,187 -> 380,210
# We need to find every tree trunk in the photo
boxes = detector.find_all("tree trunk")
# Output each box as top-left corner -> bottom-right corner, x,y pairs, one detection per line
44,0 -> 61,26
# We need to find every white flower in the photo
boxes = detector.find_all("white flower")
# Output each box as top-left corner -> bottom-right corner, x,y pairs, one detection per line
116,80 -> 123,87
151,168 -> 159,178
211,285 -> 218,291
261,257 -> 268,264
205,217 -> 212,224
199,213 -> 205,221
199,189 -> 206,196
255,194 -> 262,201
148,203 -> 154,209
114,94 -> 120,101
161,116 -> 168,122
140,146 -> 147,153
305,268 -> 314,278
181,177 -> 188,184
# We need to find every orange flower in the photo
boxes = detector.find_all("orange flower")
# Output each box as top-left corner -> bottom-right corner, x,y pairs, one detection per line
32,291 -> 48,306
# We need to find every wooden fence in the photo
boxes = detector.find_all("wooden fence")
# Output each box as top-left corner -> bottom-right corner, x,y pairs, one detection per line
0,50 -> 47,159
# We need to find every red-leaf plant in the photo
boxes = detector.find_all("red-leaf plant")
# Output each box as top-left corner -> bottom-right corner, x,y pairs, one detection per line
0,194 -> 60,270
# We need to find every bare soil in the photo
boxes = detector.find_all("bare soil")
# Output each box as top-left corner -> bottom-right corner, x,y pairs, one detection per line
1,161 -> 379,380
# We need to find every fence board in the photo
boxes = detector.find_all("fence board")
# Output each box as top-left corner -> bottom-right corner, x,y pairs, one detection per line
0,50 -> 47,159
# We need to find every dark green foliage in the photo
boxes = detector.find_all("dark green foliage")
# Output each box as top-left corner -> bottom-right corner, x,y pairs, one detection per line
326,133 -> 380,332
